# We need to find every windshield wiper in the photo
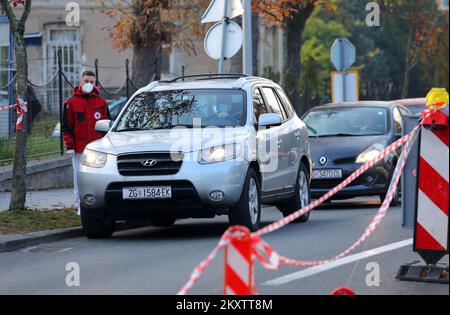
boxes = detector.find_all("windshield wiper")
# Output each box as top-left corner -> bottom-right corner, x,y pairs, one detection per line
116,128 -> 147,132
312,133 -> 363,138
306,125 -> 318,135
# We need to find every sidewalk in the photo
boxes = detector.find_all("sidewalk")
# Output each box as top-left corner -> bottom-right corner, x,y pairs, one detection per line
0,189 -> 74,212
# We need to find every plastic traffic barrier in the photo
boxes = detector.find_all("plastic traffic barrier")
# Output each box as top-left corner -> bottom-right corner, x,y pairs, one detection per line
398,88 -> 449,284
224,227 -> 255,295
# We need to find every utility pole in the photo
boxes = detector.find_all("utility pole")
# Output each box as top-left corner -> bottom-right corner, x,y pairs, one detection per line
242,0 -> 253,76
219,0 -> 230,73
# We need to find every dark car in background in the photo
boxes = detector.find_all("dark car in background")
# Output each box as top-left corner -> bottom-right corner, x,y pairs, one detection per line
108,97 -> 127,121
302,102 -> 411,204
394,98 -> 449,116
394,98 -> 426,116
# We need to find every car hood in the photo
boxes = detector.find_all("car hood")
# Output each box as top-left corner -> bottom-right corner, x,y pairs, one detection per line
309,135 -> 387,166
86,127 -> 251,155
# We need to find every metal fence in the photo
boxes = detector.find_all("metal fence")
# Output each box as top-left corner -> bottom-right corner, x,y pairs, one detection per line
0,52 -> 142,167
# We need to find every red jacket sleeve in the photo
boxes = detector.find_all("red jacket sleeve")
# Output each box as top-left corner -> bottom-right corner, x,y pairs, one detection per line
62,101 -> 75,151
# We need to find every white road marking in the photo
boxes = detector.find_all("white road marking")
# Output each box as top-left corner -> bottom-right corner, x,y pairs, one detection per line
263,239 -> 413,286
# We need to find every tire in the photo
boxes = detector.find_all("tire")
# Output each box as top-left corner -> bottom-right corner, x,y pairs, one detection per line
151,217 -> 176,227
380,185 -> 401,206
380,172 -> 402,206
81,207 -> 116,239
278,163 -> 311,223
229,168 -> 261,231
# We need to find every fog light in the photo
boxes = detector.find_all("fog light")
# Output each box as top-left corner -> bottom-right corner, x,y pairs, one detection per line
210,191 -> 225,202
84,194 -> 96,206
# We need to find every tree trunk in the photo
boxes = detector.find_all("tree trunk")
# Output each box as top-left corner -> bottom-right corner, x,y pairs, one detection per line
2,1 -> 31,211
131,44 -> 162,89
401,25 -> 420,99
284,3 -> 315,116
130,0 -> 162,89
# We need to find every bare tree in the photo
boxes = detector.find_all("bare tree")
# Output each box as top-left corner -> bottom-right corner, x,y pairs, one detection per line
1,0 -> 32,211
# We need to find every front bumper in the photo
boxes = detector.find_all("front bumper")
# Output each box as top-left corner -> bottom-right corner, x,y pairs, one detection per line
77,152 -> 248,216
310,164 -> 391,200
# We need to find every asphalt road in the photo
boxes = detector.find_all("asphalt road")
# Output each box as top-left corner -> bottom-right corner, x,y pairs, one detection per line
0,197 -> 448,295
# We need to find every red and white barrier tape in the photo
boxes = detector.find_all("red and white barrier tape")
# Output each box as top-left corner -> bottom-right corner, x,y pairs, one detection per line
177,231 -> 232,295
254,125 -> 420,268
0,99 -> 28,131
15,98 -> 27,131
178,117 -> 424,295
256,124 -> 420,237
0,103 -> 17,111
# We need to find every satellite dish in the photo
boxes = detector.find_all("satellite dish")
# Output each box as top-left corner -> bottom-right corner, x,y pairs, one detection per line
204,21 -> 243,60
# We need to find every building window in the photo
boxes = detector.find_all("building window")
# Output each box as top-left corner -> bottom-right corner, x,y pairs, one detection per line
44,25 -> 81,113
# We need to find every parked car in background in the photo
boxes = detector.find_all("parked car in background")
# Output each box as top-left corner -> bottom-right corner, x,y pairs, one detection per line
394,98 -> 448,115
78,74 -> 312,238
394,98 -> 426,116
302,102 -> 411,204
108,97 -> 127,122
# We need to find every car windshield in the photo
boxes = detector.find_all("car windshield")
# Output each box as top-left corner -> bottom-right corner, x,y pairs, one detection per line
303,107 -> 389,137
115,89 -> 246,131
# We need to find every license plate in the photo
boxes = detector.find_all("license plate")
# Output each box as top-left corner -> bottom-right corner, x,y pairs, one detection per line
312,169 -> 343,179
123,186 -> 172,200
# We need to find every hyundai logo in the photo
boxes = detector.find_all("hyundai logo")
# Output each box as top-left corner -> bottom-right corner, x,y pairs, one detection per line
142,159 -> 158,167
319,156 -> 327,166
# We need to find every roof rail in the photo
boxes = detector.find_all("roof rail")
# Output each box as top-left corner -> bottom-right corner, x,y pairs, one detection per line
232,76 -> 273,88
161,73 -> 248,83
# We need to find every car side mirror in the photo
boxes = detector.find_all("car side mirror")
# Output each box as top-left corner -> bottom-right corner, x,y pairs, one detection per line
258,113 -> 282,128
95,120 -> 112,134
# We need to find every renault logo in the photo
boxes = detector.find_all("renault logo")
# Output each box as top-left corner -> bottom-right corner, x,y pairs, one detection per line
142,159 -> 158,167
319,156 -> 327,166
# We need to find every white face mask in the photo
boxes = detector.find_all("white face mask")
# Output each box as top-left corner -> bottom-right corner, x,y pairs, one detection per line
82,83 -> 94,94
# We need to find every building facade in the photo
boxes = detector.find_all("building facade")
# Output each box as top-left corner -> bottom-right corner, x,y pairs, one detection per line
4,0 -> 284,122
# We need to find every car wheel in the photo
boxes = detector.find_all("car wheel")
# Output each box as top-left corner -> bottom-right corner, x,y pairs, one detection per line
229,168 -> 261,231
81,207 -> 116,239
278,163 -> 311,223
151,217 -> 176,227
380,185 -> 401,206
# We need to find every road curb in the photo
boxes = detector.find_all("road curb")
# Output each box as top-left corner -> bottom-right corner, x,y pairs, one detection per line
0,220 -> 151,253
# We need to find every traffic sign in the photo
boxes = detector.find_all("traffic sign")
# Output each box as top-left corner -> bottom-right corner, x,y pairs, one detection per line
331,38 -> 356,71
201,0 -> 244,23
204,21 -> 243,60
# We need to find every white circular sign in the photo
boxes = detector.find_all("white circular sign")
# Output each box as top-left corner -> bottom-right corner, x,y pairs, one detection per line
204,21 -> 243,60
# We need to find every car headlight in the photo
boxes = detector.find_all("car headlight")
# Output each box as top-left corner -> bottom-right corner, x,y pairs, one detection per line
199,144 -> 241,164
81,149 -> 108,168
356,143 -> 385,164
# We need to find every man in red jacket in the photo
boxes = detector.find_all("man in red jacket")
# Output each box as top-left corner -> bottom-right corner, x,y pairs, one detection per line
62,71 -> 110,214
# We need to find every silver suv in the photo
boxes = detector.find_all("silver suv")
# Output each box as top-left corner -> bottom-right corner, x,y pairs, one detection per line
78,74 -> 312,238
